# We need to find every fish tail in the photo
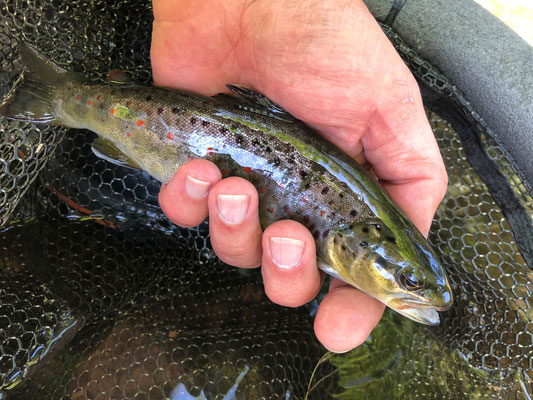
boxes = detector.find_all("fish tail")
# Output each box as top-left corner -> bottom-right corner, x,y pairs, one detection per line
0,42 -> 74,124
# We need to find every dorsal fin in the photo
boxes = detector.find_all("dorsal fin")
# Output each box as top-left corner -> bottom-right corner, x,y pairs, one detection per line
215,84 -> 296,123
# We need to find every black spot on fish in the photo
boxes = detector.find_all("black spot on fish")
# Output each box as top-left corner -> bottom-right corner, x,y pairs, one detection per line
309,224 -> 315,232
235,134 -> 244,145
339,193 -> 344,199
341,244 -> 347,251
202,120 -> 209,127
313,231 -> 319,240
230,124 -> 238,131
323,229 -> 330,238
288,158 -> 295,164
333,236 -> 339,245
191,117 -> 197,125
252,138 -> 260,146
219,127 -> 228,134
350,210 -> 357,217
266,146 -> 272,153
304,183 -> 310,189
328,200 -> 334,206
111,90 -> 116,95
360,241 -> 369,248
337,232 -> 343,238
157,107 -> 163,115
362,226 -> 369,233
321,187 -> 329,195
172,107 -> 179,114
386,237 -> 396,244
303,215 -> 310,223
299,170 -> 307,179
145,95 -> 152,101
272,158 -> 281,167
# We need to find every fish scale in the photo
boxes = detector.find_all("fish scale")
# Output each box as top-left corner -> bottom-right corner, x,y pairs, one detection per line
68,81 -> 366,231
0,42 -> 452,326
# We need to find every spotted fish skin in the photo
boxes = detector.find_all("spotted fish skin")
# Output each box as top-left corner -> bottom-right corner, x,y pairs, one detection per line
58,80 -> 372,232
0,43 -> 453,324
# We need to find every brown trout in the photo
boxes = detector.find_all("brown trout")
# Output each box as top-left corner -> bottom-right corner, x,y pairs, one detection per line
0,43 -> 452,324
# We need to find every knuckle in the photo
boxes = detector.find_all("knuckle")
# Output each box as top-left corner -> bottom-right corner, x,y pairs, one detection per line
214,240 -> 261,268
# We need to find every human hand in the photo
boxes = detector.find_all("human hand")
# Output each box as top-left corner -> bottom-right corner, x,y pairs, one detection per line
151,0 -> 447,352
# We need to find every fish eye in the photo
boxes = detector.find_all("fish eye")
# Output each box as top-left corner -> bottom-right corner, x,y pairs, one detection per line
398,271 -> 426,291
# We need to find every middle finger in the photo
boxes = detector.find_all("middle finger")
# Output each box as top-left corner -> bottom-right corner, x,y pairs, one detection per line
208,177 -> 263,268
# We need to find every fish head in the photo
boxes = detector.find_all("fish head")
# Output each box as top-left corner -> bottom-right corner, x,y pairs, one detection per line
323,219 -> 453,325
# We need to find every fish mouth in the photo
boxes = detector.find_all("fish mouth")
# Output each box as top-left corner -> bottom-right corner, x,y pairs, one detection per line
388,297 -> 449,325
392,307 -> 441,325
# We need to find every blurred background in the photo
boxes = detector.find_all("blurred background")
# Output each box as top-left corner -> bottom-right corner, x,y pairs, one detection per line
475,0 -> 533,45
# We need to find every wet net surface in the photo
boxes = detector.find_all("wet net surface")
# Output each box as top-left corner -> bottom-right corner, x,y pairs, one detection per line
1,1 -> 532,399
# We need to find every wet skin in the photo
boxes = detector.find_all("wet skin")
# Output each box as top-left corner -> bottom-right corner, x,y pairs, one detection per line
152,0 -> 448,352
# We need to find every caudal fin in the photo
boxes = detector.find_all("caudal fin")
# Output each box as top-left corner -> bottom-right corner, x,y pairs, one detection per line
0,42 -> 70,123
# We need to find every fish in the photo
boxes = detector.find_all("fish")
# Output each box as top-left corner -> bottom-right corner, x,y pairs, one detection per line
0,43 -> 453,324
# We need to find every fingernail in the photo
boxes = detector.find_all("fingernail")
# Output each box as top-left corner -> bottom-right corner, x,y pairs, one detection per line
216,194 -> 249,225
269,237 -> 305,269
185,175 -> 211,199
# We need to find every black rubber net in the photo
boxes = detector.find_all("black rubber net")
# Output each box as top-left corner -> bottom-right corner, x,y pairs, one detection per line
0,1 -> 532,399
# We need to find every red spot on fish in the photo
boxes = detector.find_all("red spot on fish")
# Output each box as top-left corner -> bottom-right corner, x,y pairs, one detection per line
188,156 -> 192,160
221,169 -> 229,175
87,100 -> 92,105
267,207 -> 274,214
76,95 -> 81,100
260,187 -> 265,193
97,95 -> 102,101
136,120 -> 144,126
207,147 -> 213,151
167,132 -> 174,140
243,167 -> 251,173
279,183 -> 285,189
126,101 -> 132,107
110,108 -> 116,115
150,142 -> 154,146
320,210 -> 326,216
126,132 -> 131,137
284,206 -> 290,215
302,197 -> 308,203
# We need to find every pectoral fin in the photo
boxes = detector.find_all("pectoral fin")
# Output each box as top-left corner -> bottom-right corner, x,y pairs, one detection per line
91,137 -> 142,170
317,258 -> 344,282
107,69 -> 134,84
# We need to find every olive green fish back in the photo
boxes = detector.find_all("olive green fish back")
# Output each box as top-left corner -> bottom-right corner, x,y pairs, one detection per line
0,2 -> 531,400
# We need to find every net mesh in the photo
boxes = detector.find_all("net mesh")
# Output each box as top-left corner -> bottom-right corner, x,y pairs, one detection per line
0,1 -> 532,399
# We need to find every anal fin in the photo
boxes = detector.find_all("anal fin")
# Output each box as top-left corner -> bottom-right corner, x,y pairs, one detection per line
91,137 -> 142,170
